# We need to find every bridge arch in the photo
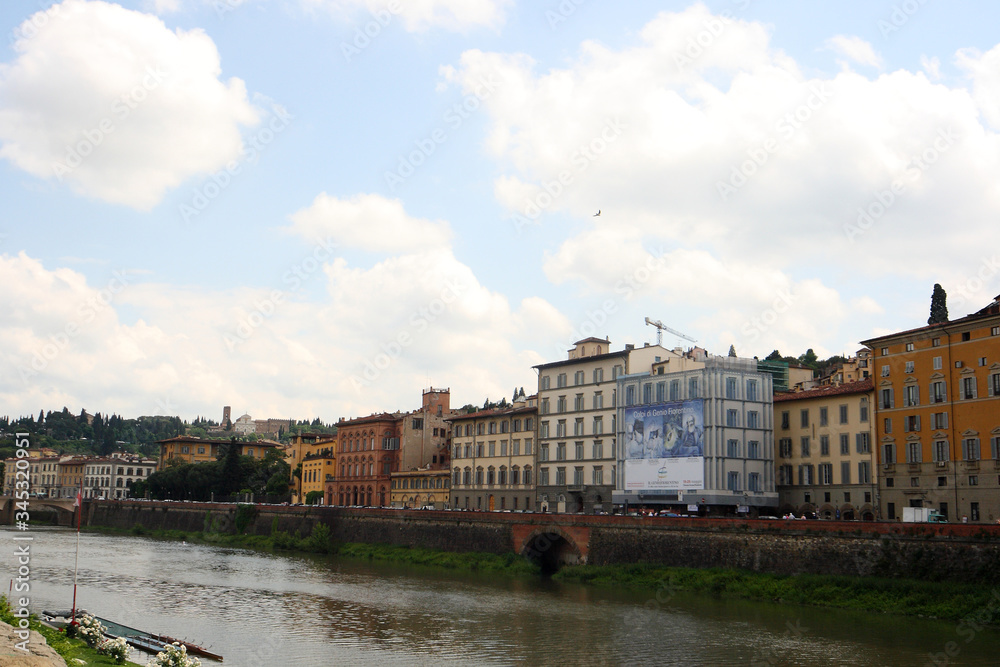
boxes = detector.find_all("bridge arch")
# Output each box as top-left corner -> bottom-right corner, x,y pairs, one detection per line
518,527 -> 585,574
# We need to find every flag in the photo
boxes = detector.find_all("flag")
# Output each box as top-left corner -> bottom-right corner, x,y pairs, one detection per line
74,485 -> 82,508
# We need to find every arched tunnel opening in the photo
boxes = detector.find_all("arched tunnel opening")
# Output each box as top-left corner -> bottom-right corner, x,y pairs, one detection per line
522,531 -> 582,576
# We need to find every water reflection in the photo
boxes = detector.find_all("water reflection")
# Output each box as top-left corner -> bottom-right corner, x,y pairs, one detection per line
3,527 -> 999,666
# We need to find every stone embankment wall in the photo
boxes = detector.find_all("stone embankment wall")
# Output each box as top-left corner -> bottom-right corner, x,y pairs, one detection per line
85,502 -> 1000,584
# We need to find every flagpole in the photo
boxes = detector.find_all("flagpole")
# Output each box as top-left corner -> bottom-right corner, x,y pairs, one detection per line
71,480 -> 82,625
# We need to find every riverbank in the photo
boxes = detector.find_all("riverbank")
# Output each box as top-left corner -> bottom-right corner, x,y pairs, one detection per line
82,524 -> 997,624
0,596 -> 141,667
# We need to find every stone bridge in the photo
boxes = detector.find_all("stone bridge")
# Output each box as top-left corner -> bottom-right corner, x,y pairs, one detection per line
0,496 -> 81,526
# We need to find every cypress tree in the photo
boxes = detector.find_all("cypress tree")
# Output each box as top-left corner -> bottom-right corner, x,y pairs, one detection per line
928,283 -> 949,324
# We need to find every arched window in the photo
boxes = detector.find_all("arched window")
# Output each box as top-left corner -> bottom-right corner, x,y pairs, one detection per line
523,466 -> 532,486
498,466 -> 507,485
511,466 -> 520,485
463,467 -> 472,485
476,467 -> 484,485
453,468 -> 460,485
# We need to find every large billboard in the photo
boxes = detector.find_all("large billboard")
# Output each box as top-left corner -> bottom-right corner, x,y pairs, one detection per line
623,399 -> 705,490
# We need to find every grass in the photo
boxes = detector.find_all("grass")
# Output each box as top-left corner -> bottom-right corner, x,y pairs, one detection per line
0,595 -> 143,666
553,563 -> 997,622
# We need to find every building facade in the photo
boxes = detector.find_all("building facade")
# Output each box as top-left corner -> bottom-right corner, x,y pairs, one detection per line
399,388 -> 455,473
390,469 -> 451,508
774,378 -> 877,519
447,398 -> 537,511
108,456 -> 158,499
330,413 -> 401,507
613,355 -> 778,515
863,296 -> 1000,523
157,436 -> 281,469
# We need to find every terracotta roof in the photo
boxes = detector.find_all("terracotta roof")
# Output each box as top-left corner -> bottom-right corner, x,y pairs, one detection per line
446,405 -> 537,422
773,377 -> 874,403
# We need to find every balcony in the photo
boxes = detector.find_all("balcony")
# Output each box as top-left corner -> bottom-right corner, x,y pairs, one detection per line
963,460 -> 980,471
567,484 -> 585,493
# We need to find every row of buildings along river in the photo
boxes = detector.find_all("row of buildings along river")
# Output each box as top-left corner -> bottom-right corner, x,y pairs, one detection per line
6,295 -> 1000,525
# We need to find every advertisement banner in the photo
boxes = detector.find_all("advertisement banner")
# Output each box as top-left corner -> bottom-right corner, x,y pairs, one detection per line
623,399 -> 705,490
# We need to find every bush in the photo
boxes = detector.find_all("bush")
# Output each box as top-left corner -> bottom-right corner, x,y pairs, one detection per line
150,642 -> 202,667
98,636 -> 130,664
76,613 -> 106,648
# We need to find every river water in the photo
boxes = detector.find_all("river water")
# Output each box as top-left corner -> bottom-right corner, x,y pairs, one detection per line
3,526 -> 999,666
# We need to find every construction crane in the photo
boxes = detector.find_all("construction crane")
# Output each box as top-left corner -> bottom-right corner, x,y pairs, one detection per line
644,317 -> 697,347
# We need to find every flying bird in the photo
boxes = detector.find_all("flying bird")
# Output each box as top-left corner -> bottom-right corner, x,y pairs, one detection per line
593,210 -> 601,216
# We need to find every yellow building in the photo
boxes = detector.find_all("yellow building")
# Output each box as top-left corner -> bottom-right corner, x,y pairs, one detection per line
286,433 -> 338,503
57,457 -> 86,498
390,469 -> 451,509
157,436 -> 282,469
774,378 -> 877,520
862,295 -> 1000,523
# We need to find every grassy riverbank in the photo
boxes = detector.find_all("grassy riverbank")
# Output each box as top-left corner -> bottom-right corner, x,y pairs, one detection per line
554,564 -> 995,622
0,596 -> 143,666
83,524 -> 994,623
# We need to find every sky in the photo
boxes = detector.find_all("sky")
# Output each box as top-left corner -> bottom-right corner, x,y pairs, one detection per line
2,0 -> 1000,424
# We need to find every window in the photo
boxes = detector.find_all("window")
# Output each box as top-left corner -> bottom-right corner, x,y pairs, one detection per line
858,461 -> 871,484
881,388 -> 894,409
557,373 -> 567,388
883,443 -> 896,464
905,342 -> 914,352
840,433 -> 850,455
539,468 -> 549,486
669,380 -> 680,401
556,420 -> 566,437
523,466 -> 532,485
841,461 -> 851,485
746,380 -> 758,401
800,409 -> 809,428
593,368 -> 604,383
905,361 -> 914,374
881,347 -> 889,356
593,392 -> 603,409
820,435 -> 830,456
540,398 -> 550,415
643,383 -> 652,404
972,502 -> 981,522
748,473 -> 761,492
556,467 -> 566,485
881,365 -> 890,377
904,415 -> 920,432
932,337 -> 941,347
819,407 -> 828,426
781,411 -> 790,430
962,332 -> 971,342
574,394 -> 584,411
540,376 -> 551,390
938,476 -> 947,487
748,441 -> 759,459
727,439 -> 740,457
612,365 -> 623,379
557,443 -> 566,461
727,471 -> 740,491
726,377 -> 737,399
933,356 -> 942,370
799,465 -> 813,485
574,418 -> 584,436
489,442 -> 496,456
904,385 -> 919,407
524,439 -> 533,455
779,438 -> 792,458
839,404 -> 849,424
688,377 -> 698,398
963,438 -> 981,461
933,440 -> 949,462
778,465 -> 793,485
592,466 -> 603,486
931,412 -> 948,429
800,436 -> 810,457
573,467 -> 584,485
970,475 -> 979,486
540,444 -> 549,462
574,370 -> 585,385
994,327 -> 1000,336
412,418 -> 424,430
726,410 -> 738,427
575,442 -> 584,460
991,373 -> 1000,397
747,411 -> 759,429
539,422 -> 550,439
906,441 -> 922,463
625,386 -> 635,406
819,463 -> 833,485
592,441 -> 603,459
931,381 -> 946,403
656,382 -> 666,402
557,396 -> 566,412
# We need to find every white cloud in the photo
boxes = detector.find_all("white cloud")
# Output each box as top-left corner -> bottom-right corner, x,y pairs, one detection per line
824,35 -> 883,69
302,0 -> 510,32
446,4 -> 1000,356
286,193 -> 452,253
0,0 -> 259,209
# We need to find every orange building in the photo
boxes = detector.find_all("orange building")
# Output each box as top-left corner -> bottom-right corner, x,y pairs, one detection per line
157,436 -> 281,469
286,433 -> 338,503
862,295 -> 1000,523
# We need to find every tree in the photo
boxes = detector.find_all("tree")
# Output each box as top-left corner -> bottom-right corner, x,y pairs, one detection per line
928,283 -> 949,324
222,437 -> 243,495
798,348 -> 819,368
765,350 -> 783,361
728,345 -> 737,357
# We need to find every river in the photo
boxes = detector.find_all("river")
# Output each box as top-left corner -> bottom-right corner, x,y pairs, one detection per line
3,526 -> 999,666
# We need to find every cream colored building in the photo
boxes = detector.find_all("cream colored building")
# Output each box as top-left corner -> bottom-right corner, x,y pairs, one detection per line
448,395 -> 536,511
774,378 -> 877,520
